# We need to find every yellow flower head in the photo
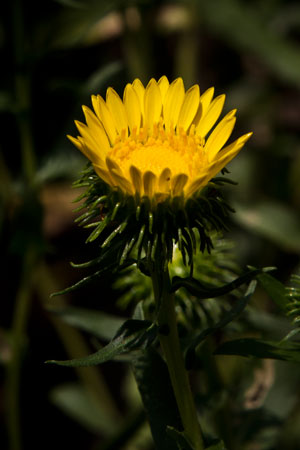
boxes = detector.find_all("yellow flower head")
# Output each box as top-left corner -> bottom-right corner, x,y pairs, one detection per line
68,76 -> 252,202
70,77 -> 252,269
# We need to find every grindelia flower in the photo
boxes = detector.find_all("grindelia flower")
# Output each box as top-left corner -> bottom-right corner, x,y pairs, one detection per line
69,76 -> 252,268
69,76 -> 251,201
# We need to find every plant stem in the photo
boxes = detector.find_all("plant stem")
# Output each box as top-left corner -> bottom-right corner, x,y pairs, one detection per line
151,265 -> 204,450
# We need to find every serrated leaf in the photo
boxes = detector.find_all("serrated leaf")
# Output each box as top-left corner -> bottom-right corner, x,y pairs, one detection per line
185,280 -> 257,369
46,319 -> 157,367
51,256 -> 135,297
50,265 -> 114,297
48,305 -> 125,341
215,338 -> 300,363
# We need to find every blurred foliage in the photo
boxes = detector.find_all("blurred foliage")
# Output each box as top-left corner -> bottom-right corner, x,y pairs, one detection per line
1,0 -> 300,449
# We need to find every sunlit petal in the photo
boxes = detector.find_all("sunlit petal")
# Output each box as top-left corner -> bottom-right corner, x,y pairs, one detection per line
106,88 -> 128,137
69,77 -> 251,201
144,79 -> 162,130
196,94 -> 225,138
163,78 -> 185,130
123,84 -> 141,133
177,85 -> 200,131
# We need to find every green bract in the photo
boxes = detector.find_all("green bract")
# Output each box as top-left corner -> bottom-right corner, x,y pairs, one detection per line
72,163 -> 236,275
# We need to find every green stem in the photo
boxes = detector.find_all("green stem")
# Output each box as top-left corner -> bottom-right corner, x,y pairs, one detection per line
151,265 -> 204,450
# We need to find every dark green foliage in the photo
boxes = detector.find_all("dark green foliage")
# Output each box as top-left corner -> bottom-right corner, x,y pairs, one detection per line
185,279 -> 258,369
171,266 -> 275,298
215,338 -> 300,363
63,164 -> 237,296
46,319 -> 158,367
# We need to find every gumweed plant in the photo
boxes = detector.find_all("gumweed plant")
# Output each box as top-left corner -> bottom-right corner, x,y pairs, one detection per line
48,77 -> 300,449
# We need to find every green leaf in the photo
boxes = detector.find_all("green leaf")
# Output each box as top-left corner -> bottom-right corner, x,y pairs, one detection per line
48,305 -> 125,341
215,338 -> 300,363
185,280 -> 257,369
132,348 -> 183,450
50,256 -> 135,297
46,319 -> 157,367
50,265 -> 114,297
257,272 -> 288,312
171,267 -> 273,299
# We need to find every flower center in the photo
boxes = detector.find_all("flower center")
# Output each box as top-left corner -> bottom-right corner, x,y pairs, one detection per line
108,123 -> 206,178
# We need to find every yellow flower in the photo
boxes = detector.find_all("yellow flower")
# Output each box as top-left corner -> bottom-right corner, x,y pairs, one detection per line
68,76 -> 252,201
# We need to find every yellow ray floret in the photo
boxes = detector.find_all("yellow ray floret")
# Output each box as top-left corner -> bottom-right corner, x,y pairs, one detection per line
68,76 -> 252,200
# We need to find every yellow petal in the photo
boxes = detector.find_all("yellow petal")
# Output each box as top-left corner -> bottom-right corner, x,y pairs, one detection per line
132,79 -> 145,119
193,87 -> 215,128
106,88 -> 128,137
217,132 -> 253,160
92,95 -> 117,145
185,172 -> 210,197
74,120 -> 105,164
93,164 -> 114,186
205,144 -> 243,181
123,84 -> 141,133
67,134 -> 83,152
106,157 -> 134,194
196,94 -> 225,138
158,168 -> 172,192
158,75 -> 169,104
205,113 -> 237,162
69,133 -> 104,166
171,173 -> 188,196
188,132 -> 252,195
143,171 -> 157,197
163,78 -> 185,130
82,105 -> 110,155
144,79 -> 162,130
177,85 -> 200,131
200,87 -> 215,117
129,165 -> 143,194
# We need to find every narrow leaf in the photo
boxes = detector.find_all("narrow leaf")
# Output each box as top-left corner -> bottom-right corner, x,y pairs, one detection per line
215,338 -> 300,363
172,267 -> 274,299
46,319 -> 157,367
185,280 -> 257,369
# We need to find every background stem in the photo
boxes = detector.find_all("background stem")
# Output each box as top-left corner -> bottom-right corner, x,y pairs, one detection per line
5,249 -> 36,450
